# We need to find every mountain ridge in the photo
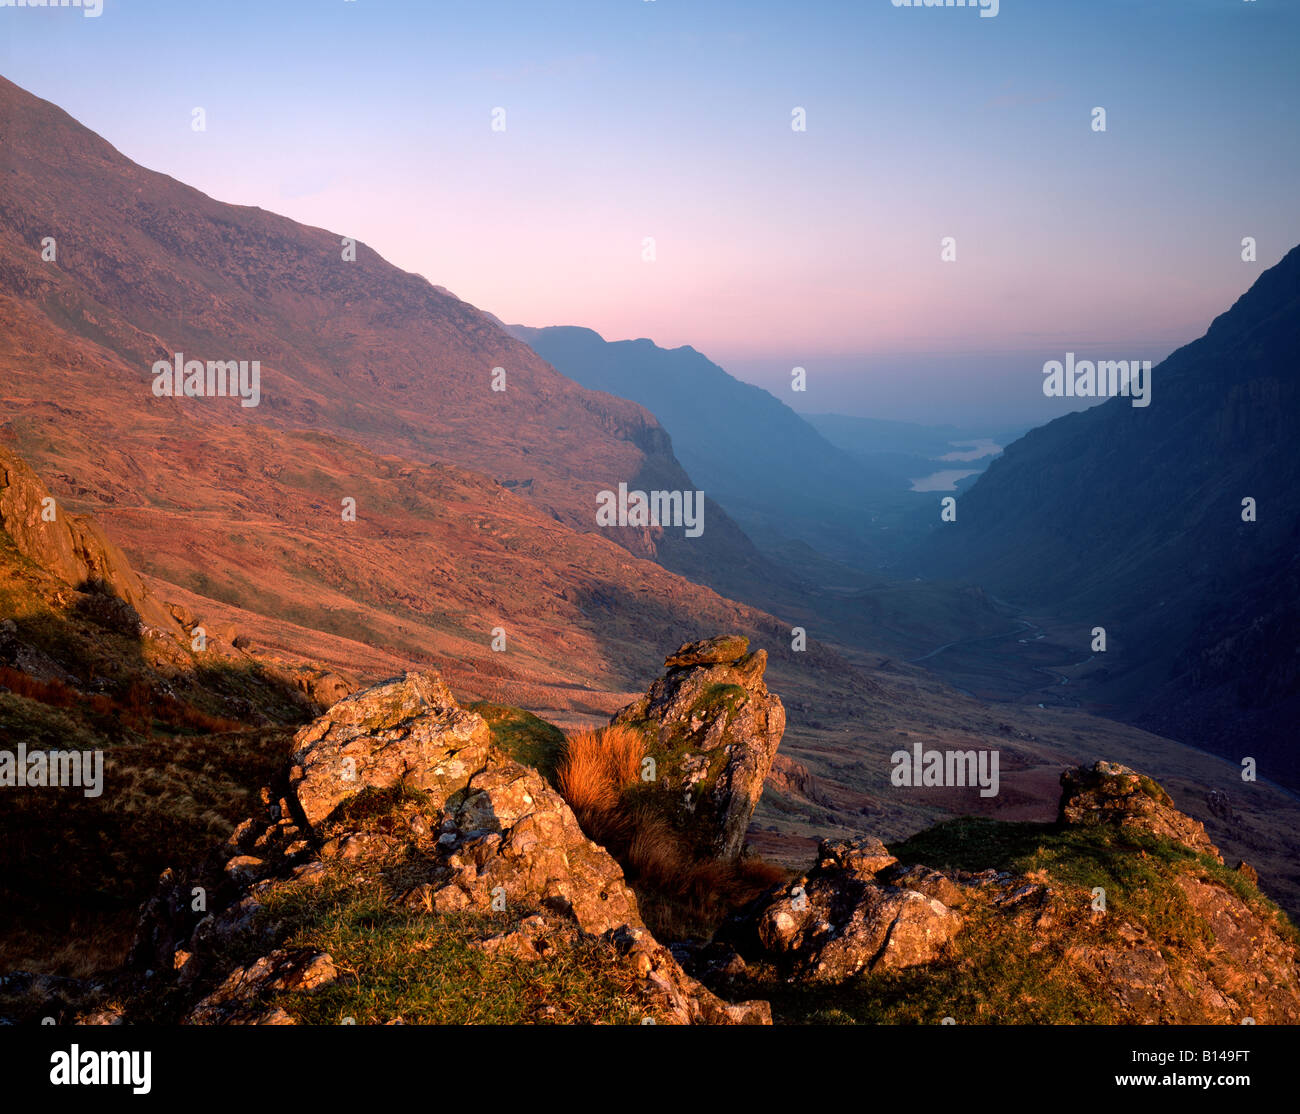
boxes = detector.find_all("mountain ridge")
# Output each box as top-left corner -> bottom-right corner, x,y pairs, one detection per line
507,322 -> 908,567
919,244 -> 1300,786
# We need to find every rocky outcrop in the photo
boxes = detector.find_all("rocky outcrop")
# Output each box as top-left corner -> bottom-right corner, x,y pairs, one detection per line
186,949 -> 338,1026
612,635 -> 785,859
294,668 -> 357,709
1059,760 -> 1222,861
766,752 -> 831,807
288,671 -> 492,830
0,444 -> 182,638
723,761 -> 1300,1023
726,836 -> 963,981
128,670 -> 769,1025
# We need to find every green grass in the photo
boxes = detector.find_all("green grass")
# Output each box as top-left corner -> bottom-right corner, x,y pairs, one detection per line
693,683 -> 748,718
247,874 -> 661,1025
890,816 -> 1298,948
468,702 -> 566,784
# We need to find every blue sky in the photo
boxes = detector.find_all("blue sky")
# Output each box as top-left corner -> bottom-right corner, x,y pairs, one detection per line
2,0 -> 1297,423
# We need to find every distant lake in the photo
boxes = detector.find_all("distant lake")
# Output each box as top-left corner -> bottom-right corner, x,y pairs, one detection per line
910,468 -> 981,492
937,438 -> 1002,462
909,439 -> 1003,492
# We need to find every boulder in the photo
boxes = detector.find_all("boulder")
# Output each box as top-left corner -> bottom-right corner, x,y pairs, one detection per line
407,755 -> 644,936
1059,760 -> 1222,861
288,671 -> 491,829
665,635 -> 751,668
612,635 -> 785,859
730,835 -> 962,980
298,668 -> 357,709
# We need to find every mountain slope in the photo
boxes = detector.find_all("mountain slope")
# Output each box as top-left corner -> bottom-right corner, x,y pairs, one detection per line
920,246 -> 1300,785
507,324 -> 905,566
0,73 -> 771,597
0,72 -> 878,848
0,75 -> 1023,670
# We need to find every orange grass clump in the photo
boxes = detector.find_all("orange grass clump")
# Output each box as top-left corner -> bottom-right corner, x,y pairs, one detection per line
555,724 -> 789,936
556,724 -> 646,816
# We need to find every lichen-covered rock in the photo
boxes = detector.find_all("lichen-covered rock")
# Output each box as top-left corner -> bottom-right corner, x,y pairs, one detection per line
410,757 -> 644,935
289,671 -> 491,829
129,669 -> 769,1025
665,635 -> 752,668
1059,760 -> 1222,861
721,765 -> 1300,1022
818,836 -> 898,878
613,634 -> 785,859
731,835 -> 962,981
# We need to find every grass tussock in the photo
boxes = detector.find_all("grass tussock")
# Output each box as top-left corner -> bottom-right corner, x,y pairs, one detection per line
556,724 -> 645,813
555,724 -> 790,940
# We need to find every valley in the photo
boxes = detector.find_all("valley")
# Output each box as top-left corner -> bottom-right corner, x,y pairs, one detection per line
0,72 -> 1296,1034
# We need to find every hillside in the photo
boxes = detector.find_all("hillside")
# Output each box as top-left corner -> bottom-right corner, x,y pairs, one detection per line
919,246 -> 1300,787
0,444 -> 327,972
0,74 -> 779,604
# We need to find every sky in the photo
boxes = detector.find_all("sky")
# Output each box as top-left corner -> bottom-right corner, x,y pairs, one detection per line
2,0 -> 1298,424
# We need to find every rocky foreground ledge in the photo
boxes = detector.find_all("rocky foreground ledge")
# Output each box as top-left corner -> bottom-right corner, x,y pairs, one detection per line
707,760 -> 1300,1023
38,639 -> 1300,1026
126,667 -> 771,1025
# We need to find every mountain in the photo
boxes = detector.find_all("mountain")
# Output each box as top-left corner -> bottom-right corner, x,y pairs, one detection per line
0,67 -> 1020,686
920,246 -> 1300,787
507,324 -> 908,567
506,325 -> 1062,659
1135,521 -> 1300,775
3,73 -> 1299,991
0,74 -> 780,605
0,72 -> 871,926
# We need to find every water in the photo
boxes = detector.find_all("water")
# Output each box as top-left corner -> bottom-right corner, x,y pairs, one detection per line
909,468 -> 981,492
937,438 -> 1001,462
909,438 -> 1003,491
